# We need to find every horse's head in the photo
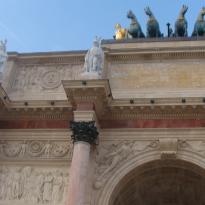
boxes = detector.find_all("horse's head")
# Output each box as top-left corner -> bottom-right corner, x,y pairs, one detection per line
127,10 -> 135,20
180,5 -> 188,16
200,7 -> 205,17
144,6 -> 153,17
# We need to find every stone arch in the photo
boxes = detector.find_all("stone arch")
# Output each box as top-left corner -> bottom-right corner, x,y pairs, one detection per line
96,150 -> 205,205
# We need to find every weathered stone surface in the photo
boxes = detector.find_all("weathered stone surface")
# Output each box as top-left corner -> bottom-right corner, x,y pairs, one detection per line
0,165 -> 69,205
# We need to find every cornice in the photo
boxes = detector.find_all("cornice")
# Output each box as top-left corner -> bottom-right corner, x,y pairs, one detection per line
107,50 -> 205,63
8,50 -> 86,65
102,38 -> 205,62
2,80 -> 205,121
99,127 -> 205,140
0,128 -> 71,139
0,83 -> 72,111
102,37 -> 205,50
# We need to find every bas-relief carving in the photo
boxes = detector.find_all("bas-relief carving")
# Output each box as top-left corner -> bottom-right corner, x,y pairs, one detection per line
0,166 -> 69,205
93,138 -> 205,191
108,61 -> 205,90
10,64 -> 82,97
0,140 -> 72,160
178,140 -> 205,156
94,140 -> 159,189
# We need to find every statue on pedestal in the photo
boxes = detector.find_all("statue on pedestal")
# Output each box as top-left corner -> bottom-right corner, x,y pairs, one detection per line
0,40 -> 8,82
82,37 -> 104,79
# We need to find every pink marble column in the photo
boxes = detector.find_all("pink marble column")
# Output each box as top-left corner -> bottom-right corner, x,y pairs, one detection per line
67,121 -> 98,205
67,142 -> 91,205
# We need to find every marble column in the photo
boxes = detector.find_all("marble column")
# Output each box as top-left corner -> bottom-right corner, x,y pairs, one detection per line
67,119 -> 98,205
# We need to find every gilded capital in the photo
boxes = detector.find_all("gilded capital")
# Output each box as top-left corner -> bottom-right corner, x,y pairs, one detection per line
70,121 -> 99,144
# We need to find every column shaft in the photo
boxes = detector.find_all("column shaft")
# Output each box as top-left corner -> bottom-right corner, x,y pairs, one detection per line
68,142 -> 90,205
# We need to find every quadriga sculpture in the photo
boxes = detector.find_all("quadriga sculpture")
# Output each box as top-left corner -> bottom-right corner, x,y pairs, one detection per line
145,7 -> 162,38
127,10 -> 145,38
175,5 -> 188,37
192,7 -> 205,37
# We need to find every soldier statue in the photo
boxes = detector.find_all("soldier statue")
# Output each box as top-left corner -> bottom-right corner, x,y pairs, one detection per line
83,37 -> 104,76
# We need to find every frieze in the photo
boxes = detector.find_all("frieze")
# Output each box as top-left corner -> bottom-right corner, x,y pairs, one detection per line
10,64 -> 83,98
0,140 -> 72,161
12,65 -> 77,91
0,109 -> 72,120
0,165 -> 69,205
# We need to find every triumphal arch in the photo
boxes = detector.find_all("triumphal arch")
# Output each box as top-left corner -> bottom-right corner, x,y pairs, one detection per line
1,36 -> 205,205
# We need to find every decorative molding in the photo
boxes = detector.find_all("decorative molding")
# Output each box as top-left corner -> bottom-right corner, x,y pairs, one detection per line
99,128 -> 205,141
0,139 -> 72,161
107,51 -> 205,63
0,129 -> 72,162
9,51 -> 85,65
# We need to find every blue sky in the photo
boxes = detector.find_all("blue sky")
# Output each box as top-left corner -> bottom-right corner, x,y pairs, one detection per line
0,0 -> 204,53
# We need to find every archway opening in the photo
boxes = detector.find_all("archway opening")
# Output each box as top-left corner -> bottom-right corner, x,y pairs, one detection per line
110,160 -> 205,205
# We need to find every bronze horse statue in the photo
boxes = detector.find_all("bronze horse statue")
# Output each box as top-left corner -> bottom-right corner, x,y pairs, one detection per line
145,7 -> 162,38
192,7 -> 205,37
127,10 -> 145,38
175,5 -> 188,37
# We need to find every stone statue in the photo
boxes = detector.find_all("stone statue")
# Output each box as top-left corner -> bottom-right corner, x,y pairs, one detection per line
0,40 -> 7,81
83,37 -> 104,77
127,10 -> 145,38
145,7 -> 163,38
192,7 -> 205,37
174,5 -> 188,37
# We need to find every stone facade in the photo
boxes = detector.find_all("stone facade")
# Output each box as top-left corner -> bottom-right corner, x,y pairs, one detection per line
1,38 -> 205,205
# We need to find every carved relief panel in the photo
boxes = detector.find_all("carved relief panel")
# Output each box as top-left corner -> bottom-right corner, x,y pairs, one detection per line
0,140 -> 72,161
94,140 -> 160,189
9,64 -> 83,100
0,165 -> 69,205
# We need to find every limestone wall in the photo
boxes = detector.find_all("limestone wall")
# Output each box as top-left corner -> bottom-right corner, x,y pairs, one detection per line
2,39 -> 205,101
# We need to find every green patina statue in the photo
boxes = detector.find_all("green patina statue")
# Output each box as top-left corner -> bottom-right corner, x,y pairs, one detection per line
145,7 -> 162,38
174,5 -> 188,37
127,10 -> 145,38
192,7 -> 205,37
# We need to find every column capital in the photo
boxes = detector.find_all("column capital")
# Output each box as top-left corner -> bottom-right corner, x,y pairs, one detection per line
70,121 -> 99,144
